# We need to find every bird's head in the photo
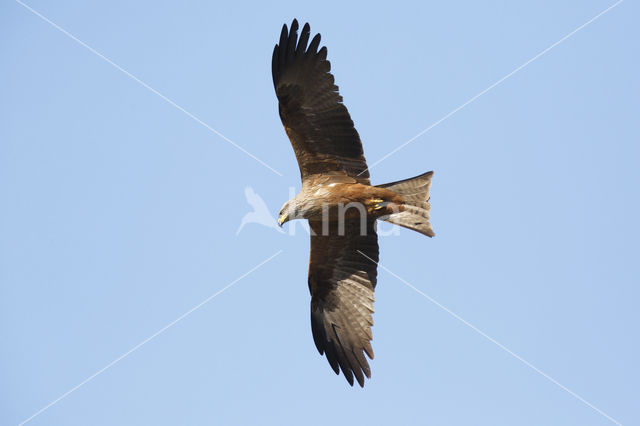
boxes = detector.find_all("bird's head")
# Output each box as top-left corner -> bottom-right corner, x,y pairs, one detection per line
277,199 -> 299,227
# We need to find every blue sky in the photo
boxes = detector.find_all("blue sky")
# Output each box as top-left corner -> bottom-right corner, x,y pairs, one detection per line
2,1 -> 638,425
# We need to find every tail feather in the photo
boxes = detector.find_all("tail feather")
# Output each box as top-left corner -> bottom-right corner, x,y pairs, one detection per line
376,171 -> 434,237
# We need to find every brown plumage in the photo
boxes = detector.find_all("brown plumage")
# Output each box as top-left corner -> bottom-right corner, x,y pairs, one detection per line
273,19 -> 434,387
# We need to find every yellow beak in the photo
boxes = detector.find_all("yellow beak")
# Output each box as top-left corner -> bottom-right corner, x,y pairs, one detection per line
277,216 -> 285,227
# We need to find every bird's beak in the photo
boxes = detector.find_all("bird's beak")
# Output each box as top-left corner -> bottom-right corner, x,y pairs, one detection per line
277,216 -> 285,227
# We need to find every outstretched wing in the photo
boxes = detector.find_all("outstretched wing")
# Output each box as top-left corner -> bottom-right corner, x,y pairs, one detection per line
272,19 -> 370,184
308,219 -> 378,386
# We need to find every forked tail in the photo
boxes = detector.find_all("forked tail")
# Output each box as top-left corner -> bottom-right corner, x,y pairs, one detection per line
376,171 -> 434,237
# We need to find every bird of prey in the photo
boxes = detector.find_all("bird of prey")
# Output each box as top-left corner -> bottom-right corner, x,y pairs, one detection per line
273,19 -> 434,387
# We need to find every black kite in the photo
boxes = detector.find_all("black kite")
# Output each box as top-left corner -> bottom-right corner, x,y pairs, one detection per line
273,19 -> 434,387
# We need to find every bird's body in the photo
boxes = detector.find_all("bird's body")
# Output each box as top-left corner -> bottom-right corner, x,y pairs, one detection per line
273,19 -> 434,387
285,176 -> 405,223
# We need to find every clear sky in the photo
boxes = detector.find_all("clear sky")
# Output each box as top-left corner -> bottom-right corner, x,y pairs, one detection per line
2,1 -> 638,425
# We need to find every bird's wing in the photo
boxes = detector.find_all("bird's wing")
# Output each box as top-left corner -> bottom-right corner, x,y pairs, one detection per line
272,20 -> 370,184
308,218 -> 378,386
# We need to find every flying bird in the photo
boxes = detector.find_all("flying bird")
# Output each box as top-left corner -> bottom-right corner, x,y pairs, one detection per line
273,19 -> 434,387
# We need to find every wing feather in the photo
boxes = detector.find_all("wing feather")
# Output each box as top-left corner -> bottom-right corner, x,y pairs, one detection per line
272,20 -> 370,183
308,219 -> 378,387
